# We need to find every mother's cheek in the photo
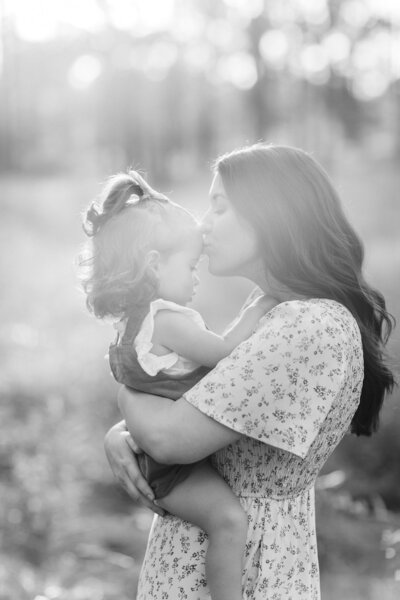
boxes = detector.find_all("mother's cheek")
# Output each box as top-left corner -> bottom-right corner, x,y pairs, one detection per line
204,250 -> 219,275
206,251 -> 231,276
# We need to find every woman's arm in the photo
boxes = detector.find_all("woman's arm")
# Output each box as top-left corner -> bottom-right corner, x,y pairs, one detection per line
118,387 -> 242,464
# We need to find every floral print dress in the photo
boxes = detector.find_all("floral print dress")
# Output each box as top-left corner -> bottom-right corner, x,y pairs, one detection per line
136,299 -> 364,600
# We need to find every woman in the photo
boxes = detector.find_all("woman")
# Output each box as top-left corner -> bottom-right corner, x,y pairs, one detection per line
104,144 -> 394,599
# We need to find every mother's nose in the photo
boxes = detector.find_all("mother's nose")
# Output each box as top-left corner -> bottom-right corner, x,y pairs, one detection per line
200,209 -> 212,233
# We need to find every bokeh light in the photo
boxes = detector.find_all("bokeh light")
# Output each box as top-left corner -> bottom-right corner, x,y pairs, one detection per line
217,51 -> 258,90
68,55 -> 102,89
259,30 -> 290,69
301,44 -> 330,85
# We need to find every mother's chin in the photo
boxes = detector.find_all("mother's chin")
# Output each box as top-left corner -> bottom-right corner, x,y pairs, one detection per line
204,247 -> 235,278
204,247 -> 264,286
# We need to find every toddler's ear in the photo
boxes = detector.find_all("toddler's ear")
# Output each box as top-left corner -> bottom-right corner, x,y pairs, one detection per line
146,250 -> 161,276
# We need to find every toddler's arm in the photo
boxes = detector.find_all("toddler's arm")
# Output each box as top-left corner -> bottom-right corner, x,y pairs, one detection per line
153,295 -> 277,368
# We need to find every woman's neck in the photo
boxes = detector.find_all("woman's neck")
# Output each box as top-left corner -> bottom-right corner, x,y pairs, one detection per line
248,261 -> 311,304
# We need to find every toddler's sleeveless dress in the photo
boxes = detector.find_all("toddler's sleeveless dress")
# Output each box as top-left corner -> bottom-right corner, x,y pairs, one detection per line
109,299 -> 210,499
136,299 -> 364,599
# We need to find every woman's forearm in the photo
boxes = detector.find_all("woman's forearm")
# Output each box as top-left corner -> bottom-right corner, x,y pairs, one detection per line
118,386 -> 175,461
118,385 -> 242,464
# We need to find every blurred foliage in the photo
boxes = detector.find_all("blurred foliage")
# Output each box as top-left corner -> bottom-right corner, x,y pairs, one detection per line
0,0 -> 400,598
0,0 -> 399,178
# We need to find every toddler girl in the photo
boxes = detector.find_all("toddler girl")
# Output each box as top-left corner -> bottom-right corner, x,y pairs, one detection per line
81,170 -> 276,600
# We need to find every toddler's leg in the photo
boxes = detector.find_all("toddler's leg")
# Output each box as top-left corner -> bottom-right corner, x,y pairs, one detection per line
156,461 -> 248,600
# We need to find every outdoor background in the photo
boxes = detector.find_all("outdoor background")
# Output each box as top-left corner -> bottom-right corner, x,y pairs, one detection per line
0,1 -> 399,599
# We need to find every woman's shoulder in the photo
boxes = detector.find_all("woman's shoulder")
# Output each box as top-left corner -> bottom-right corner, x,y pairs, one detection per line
266,297 -> 355,320
257,297 -> 361,347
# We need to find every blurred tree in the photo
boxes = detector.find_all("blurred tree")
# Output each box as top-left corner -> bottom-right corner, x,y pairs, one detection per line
0,0 -> 399,176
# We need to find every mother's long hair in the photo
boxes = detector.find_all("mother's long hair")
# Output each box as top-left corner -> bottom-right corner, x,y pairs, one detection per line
215,143 -> 395,436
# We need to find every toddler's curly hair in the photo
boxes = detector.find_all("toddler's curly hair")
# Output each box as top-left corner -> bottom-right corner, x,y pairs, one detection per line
80,170 -> 196,319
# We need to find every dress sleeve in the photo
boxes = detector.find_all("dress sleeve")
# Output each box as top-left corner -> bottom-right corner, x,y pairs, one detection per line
183,300 -> 352,459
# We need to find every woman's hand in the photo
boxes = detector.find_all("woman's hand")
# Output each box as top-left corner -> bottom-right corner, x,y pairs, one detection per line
104,421 -> 165,516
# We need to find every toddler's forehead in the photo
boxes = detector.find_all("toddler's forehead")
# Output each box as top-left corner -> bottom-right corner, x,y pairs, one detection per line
189,224 -> 203,241
161,206 -> 203,252
181,227 -> 203,255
